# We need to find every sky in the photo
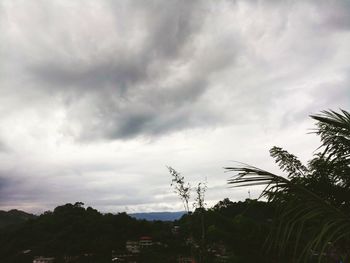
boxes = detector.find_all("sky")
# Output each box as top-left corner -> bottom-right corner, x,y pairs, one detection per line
0,0 -> 349,214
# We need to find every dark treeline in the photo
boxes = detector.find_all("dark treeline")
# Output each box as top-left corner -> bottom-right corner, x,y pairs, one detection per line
0,209 -> 36,229
0,199 -> 274,263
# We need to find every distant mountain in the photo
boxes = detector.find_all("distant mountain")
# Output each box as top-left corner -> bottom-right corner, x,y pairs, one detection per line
129,211 -> 185,221
0,209 -> 36,228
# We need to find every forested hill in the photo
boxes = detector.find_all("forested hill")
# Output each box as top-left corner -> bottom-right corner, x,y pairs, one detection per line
0,199 -> 275,263
0,209 -> 36,228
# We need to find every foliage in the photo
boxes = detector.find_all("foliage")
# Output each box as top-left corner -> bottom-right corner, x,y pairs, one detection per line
0,199 -> 275,263
168,166 -> 191,213
226,109 -> 350,262
0,203 -> 177,263
167,167 -> 209,262
0,210 -> 36,229
177,198 -> 274,263
193,182 -> 207,210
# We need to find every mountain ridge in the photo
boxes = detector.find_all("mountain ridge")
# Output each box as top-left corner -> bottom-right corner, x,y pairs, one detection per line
0,208 -> 185,225
0,209 -> 36,228
129,211 -> 185,221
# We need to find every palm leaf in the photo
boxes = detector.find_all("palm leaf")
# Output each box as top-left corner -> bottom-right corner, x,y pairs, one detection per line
311,109 -> 350,159
226,165 -> 350,262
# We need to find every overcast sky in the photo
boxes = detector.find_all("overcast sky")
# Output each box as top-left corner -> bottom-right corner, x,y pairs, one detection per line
0,0 -> 349,214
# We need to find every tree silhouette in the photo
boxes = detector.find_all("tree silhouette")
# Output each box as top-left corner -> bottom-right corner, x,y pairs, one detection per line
167,166 -> 191,213
226,109 -> 350,262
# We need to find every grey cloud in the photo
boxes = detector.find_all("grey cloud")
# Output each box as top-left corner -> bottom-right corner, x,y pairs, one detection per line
30,0 -> 204,93
9,0 -> 348,142
0,175 -> 38,206
31,58 -> 146,96
0,141 -> 7,152
313,0 -> 350,31
26,1 -> 226,141
0,176 -> 8,202
73,79 -> 213,140
1,0 -> 349,139
0,173 -> 24,205
0,169 -> 171,213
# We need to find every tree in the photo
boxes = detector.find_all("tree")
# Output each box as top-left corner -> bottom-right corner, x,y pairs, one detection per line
167,167 -> 208,262
226,109 -> 350,262
193,182 -> 207,263
193,182 -> 207,212
167,166 -> 191,213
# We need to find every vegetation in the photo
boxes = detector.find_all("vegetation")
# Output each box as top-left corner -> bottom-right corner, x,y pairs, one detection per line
167,166 -> 209,262
0,199 -> 274,263
0,210 -> 36,229
0,202 -> 179,263
181,198 -> 274,263
168,166 -> 192,213
226,109 -> 350,262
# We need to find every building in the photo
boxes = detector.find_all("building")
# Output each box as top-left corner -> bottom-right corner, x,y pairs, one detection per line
215,255 -> 229,263
33,257 -> 55,263
139,236 -> 152,247
126,240 -> 140,253
178,256 -> 196,263
172,225 -> 180,235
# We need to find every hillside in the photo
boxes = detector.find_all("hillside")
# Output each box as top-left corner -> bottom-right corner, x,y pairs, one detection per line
129,211 -> 185,221
0,209 -> 36,228
0,199 -> 274,263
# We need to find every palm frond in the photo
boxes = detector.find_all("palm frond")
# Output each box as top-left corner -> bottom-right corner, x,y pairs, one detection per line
226,165 -> 350,262
269,146 -> 308,179
311,109 -> 350,158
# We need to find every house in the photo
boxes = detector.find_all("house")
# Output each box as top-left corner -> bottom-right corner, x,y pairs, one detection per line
126,240 -> 140,253
178,256 -> 196,263
139,236 -> 152,247
33,257 -> 55,263
215,255 -> 229,263
172,225 -> 180,235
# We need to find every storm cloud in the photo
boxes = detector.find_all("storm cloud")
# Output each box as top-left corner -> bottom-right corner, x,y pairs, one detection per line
0,0 -> 349,213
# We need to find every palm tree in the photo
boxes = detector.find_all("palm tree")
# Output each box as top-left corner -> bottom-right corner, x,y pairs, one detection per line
226,109 -> 350,262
